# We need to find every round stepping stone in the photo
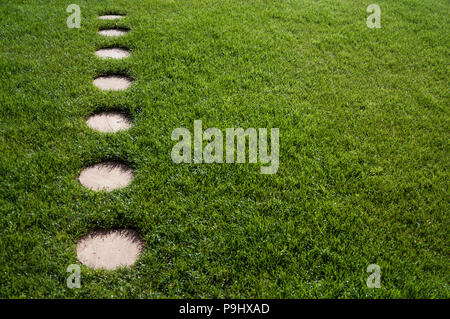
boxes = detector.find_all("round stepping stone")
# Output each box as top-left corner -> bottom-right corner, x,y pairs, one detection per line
95,48 -> 130,59
77,229 -> 144,270
79,162 -> 134,191
93,75 -> 132,91
98,28 -> 129,37
98,15 -> 125,20
86,111 -> 132,133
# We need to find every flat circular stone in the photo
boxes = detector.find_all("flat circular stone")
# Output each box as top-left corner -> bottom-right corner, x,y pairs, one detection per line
86,111 -> 131,133
95,48 -> 130,59
77,229 -> 144,270
98,15 -> 125,20
79,162 -> 134,191
98,28 -> 128,37
93,75 -> 132,91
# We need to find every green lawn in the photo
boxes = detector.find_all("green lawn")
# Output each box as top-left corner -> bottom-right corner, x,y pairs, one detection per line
0,0 -> 448,298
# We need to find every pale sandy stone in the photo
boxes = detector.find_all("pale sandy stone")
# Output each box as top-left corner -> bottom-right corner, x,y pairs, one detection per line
79,162 -> 134,191
93,75 -> 132,91
95,48 -> 130,59
98,28 -> 128,37
86,111 -> 131,133
77,229 -> 144,270
98,15 -> 125,20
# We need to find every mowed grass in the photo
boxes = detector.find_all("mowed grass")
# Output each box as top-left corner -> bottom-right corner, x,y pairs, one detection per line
0,0 -> 448,298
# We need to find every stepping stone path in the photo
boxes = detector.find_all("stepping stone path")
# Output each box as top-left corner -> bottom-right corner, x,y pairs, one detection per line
77,229 -> 144,270
98,28 -> 129,37
93,75 -> 132,90
98,14 -> 125,20
79,162 -> 134,191
75,12 -> 143,270
86,111 -> 132,133
95,48 -> 130,59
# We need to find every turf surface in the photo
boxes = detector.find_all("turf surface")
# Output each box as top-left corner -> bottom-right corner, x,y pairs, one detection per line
0,0 -> 449,298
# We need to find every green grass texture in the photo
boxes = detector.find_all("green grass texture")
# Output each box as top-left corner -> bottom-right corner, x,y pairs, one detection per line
0,0 -> 448,298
